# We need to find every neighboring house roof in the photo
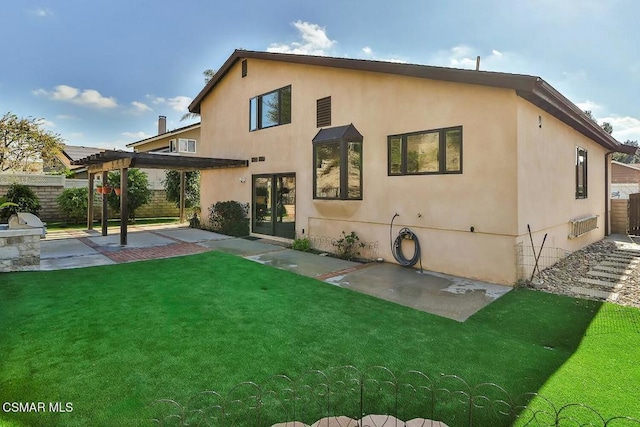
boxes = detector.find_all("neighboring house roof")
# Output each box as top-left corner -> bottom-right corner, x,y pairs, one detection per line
612,160 -> 640,171
189,49 -> 635,154
61,145 -> 105,163
126,122 -> 201,149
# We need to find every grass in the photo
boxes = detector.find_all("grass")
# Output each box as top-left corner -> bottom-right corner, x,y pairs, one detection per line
0,251 -> 638,426
45,217 -> 179,231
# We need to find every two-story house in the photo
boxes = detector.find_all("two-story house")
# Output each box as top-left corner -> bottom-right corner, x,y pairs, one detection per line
187,49 -> 634,285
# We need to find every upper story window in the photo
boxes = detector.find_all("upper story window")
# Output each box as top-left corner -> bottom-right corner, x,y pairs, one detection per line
388,126 -> 462,175
313,124 -> 363,200
170,138 -> 197,153
576,146 -> 588,199
249,85 -> 291,131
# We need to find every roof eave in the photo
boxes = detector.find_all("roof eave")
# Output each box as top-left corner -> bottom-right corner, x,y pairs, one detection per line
126,123 -> 201,148
517,81 -> 622,152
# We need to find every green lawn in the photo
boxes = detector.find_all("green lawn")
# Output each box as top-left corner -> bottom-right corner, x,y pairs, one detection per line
45,217 -> 179,231
0,251 -> 638,426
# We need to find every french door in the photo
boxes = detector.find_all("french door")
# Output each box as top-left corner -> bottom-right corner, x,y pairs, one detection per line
252,173 -> 296,239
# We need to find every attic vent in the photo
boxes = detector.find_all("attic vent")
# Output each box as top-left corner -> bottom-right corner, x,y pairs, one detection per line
316,96 -> 331,128
241,59 -> 247,78
569,215 -> 598,238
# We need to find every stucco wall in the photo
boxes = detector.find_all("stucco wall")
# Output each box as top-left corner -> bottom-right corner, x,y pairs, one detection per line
199,58 -> 610,285
515,99 -> 607,253
199,58 -> 523,284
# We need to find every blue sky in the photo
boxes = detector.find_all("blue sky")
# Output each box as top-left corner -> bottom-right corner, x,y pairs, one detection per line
1,0 -> 639,150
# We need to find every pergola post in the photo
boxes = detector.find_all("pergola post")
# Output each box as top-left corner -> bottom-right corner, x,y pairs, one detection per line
120,167 -> 128,246
101,170 -> 108,236
179,171 -> 186,223
87,173 -> 94,230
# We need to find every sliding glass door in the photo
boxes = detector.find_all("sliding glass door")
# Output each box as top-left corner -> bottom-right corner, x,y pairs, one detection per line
252,174 -> 295,239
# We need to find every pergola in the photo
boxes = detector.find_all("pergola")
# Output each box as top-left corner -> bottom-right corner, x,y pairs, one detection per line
72,150 -> 248,245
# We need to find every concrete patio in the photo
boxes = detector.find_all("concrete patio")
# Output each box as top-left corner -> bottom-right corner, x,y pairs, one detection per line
37,224 -> 511,322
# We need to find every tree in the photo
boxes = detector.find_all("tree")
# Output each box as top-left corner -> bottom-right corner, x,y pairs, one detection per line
0,112 -> 64,172
584,110 -> 638,163
180,69 -> 216,121
612,140 -> 640,163
105,169 -> 152,222
584,110 -> 613,135
163,170 -> 200,210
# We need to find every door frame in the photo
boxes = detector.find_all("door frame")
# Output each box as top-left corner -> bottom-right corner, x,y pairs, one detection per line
251,173 -> 296,239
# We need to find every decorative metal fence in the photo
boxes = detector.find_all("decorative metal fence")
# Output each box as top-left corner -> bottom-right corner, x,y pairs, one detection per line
514,242 -> 569,283
151,366 -> 639,427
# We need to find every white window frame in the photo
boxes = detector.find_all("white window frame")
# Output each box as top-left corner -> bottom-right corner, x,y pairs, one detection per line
170,138 -> 196,153
179,138 -> 196,153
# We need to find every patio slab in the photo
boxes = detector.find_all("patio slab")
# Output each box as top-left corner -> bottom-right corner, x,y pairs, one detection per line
41,238 -> 98,259
325,263 -> 511,322
199,238 -> 287,256
246,249 -> 360,278
87,232 -> 174,249
40,254 -> 115,270
153,228 -> 231,243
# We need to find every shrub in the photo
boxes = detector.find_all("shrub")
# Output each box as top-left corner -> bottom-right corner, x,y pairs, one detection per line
106,169 -> 152,222
163,170 -> 200,210
332,231 -> 365,260
292,236 -> 312,252
1,183 -> 41,220
56,187 -> 89,224
208,201 -> 249,237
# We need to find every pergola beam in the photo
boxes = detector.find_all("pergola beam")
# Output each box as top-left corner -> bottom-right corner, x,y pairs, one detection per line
74,150 -> 248,246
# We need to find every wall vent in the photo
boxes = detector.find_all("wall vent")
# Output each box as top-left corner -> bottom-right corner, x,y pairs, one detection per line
316,96 -> 331,128
241,59 -> 247,78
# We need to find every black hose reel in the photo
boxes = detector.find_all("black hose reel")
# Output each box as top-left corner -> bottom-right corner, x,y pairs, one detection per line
390,213 -> 423,270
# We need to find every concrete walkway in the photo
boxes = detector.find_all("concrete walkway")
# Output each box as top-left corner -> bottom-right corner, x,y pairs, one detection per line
39,224 -> 510,322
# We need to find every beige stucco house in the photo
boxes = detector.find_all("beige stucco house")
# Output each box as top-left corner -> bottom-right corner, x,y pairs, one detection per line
187,49 -> 635,285
127,117 -> 200,156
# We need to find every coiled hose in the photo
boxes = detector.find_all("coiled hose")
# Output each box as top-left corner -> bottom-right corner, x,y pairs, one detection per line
390,213 -> 422,269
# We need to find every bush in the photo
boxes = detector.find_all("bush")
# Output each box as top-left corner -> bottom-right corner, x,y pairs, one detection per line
106,169 -> 152,222
56,188 -> 89,224
332,231 -> 365,260
208,201 -> 249,237
163,170 -> 200,210
292,237 -> 312,252
1,183 -> 41,220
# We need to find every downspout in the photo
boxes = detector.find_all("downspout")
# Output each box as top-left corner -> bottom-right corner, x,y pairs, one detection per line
605,151 -> 613,236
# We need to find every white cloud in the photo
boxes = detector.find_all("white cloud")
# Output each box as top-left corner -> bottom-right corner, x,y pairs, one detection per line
165,96 -> 191,112
131,101 -> 152,113
34,85 -> 117,108
267,21 -> 336,56
57,114 -> 77,120
428,45 -> 516,72
357,46 -> 406,63
575,100 -> 603,113
36,118 -> 55,128
602,115 -> 640,142
28,8 -> 52,17
146,95 -> 191,113
122,131 -> 151,140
